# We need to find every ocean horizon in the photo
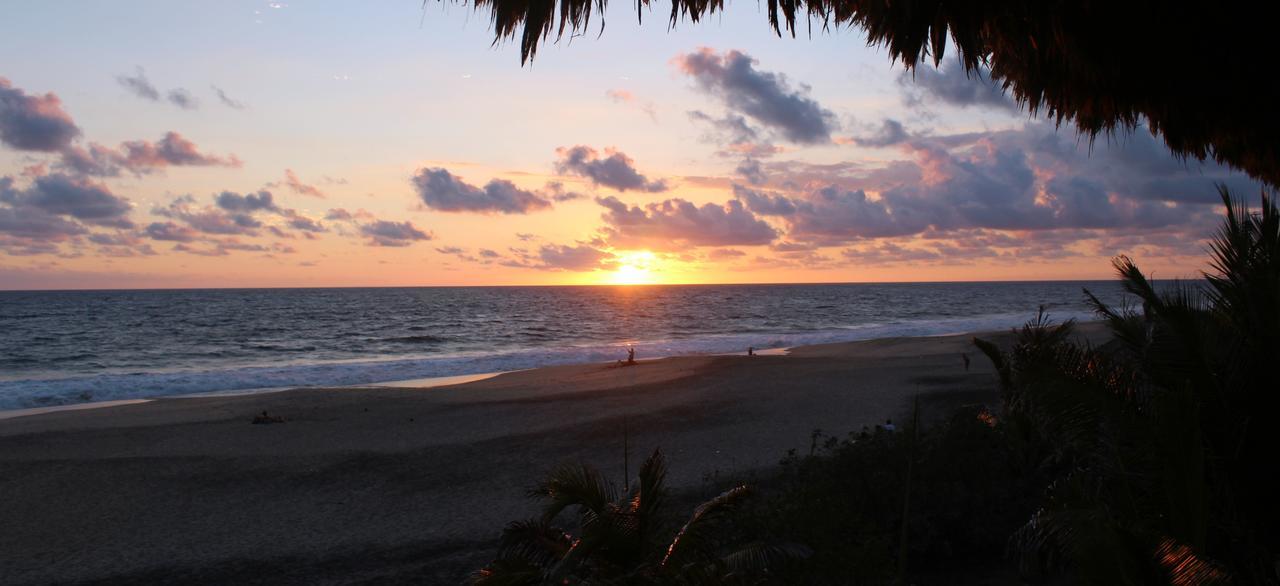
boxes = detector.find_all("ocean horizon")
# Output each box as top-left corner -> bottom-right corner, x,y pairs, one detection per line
0,280 -> 1137,410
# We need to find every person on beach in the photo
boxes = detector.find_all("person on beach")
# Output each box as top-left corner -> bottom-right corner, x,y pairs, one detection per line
883,418 -> 896,432
626,346 -> 636,365
962,352 -> 971,371
748,346 -> 755,356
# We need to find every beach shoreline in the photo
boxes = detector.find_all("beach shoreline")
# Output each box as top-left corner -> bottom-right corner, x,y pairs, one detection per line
0,323 -> 1109,584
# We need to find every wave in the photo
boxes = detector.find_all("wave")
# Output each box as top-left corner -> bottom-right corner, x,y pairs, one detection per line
0,310 -> 1096,411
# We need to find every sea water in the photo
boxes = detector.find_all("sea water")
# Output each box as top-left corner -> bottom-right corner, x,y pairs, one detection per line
0,281 -> 1133,410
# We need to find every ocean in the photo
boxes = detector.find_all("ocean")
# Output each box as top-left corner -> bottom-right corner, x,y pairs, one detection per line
0,281 -> 1132,410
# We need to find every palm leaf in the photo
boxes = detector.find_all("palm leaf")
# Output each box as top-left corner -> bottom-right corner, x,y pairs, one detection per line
661,485 -> 753,570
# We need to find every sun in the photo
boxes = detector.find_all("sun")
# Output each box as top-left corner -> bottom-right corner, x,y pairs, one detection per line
609,251 -> 657,285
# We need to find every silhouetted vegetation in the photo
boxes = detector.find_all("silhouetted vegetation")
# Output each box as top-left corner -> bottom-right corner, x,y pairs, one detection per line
451,0 -> 1278,187
472,449 -> 809,584
478,188 -> 1278,583
735,408 -> 1041,584
981,187 -> 1278,583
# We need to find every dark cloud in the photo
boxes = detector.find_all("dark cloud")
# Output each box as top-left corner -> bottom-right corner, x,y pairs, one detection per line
1,173 -> 132,227
411,167 -> 552,214
553,146 -> 668,193
211,86 -> 245,109
121,132 -> 240,168
435,246 -> 465,254
674,48 -> 836,144
596,195 -> 778,250
152,190 -> 325,241
734,159 -> 767,186
283,211 -> 326,233
325,208 -> 355,221
145,221 -> 199,242
0,77 -> 81,152
116,68 -> 161,101
732,184 -> 797,216
59,132 -> 241,176
543,181 -> 585,202
899,61 -> 1016,112
0,205 -> 87,241
215,190 -> 278,212
490,242 -> 618,272
853,119 -> 910,148
117,68 -> 200,111
734,123 -> 1246,246
360,220 -> 432,247
166,88 -> 199,110
533,243 -> 617,271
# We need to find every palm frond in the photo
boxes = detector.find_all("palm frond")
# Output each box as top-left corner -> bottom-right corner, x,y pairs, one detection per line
447,0 -> 1280,186
661,485 -> 754,570
532,462 -> 617,523
471,556 -> 545,586
1152,536 -> 1232,585
722,541 -> 812,576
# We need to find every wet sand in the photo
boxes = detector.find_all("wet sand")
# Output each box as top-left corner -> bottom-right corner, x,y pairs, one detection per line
0,324 -> 1107,584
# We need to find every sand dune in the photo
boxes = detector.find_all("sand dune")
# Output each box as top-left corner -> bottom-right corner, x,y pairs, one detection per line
0,324 -> 1107,584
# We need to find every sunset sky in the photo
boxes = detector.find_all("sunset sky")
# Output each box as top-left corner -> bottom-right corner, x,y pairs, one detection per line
0,1 -> 1259,289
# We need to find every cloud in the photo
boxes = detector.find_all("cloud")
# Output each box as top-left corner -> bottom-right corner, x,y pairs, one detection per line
674,48 -> 836,144
122,132 -> 239,168
145,221 -> 199,242
487,242 -> 619,271
152,190 -> 325,240
116,68 -> 161,101
117,68 -> 200,110
553,146 -> 669,193
733,123 -> 1248,247
274,168 -> 325,198
411,167 -> 552,214
899,61 -> 1017,112
596,195 -> 778,250
735,158 -> 767,186
282,211 -> 326,233
532,243 -> 617,271
325,208 -> 355,221
1,173 -> 132,228
59,131 -> 241,176
605,89 -> 657,120
543,181 -> 585,202
360,220 -> 432,247
706,248 -> 746,261
0,77 -> 81,152
215,190 -> 278,212
853,119 -> 910,148
211,86 -> 245,109
166,88 -> 199,110
0,205 -> 87,241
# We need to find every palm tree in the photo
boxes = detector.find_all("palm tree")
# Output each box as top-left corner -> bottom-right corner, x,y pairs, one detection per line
440,0 -> 1279,187
473,448 -> 809,584
974,187 -> 1279,584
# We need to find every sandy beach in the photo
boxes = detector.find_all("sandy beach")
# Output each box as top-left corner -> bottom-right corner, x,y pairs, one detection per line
0,324 -> 1107,584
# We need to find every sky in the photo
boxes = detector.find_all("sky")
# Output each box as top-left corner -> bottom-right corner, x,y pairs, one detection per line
0,1 -> 1260,289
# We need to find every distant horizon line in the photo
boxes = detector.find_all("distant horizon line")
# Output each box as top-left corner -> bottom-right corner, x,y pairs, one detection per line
0,276 -> 1197,293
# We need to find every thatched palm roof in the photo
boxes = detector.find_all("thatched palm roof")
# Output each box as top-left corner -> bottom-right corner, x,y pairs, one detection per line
456,0 -> 1279,186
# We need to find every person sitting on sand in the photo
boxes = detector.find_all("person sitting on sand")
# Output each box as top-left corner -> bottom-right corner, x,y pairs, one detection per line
883,418 -> 896,432
626,346 -> 636,365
